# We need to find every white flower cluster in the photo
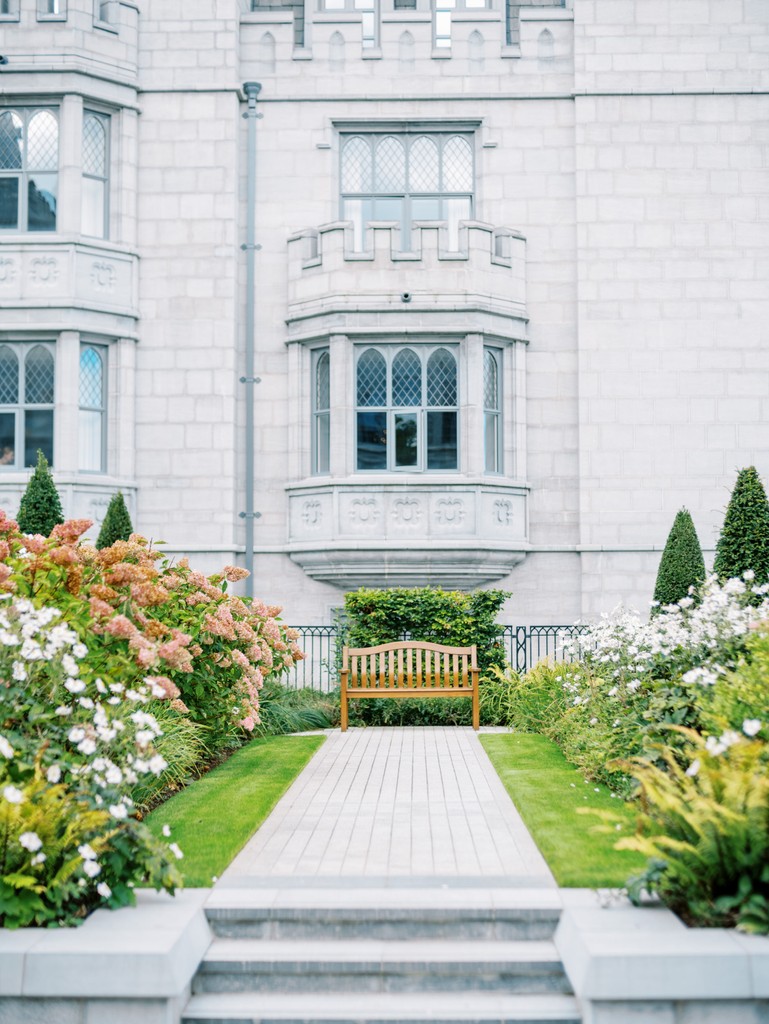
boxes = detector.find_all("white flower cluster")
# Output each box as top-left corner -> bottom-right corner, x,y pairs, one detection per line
561,576 -> 769,699
0,597 -> 169,831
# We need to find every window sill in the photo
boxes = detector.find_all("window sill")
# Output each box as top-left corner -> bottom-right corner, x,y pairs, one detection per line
93,18 -> 118,33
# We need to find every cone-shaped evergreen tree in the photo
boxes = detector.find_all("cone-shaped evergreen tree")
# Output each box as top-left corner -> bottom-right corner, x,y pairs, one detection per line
714,466 -> 769,587
16,450 -> 64,536
653,508 -> 706,608
96,491 -> 133,549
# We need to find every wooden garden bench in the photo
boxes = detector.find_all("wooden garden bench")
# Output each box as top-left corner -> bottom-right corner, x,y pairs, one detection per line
340,641 -> 479,731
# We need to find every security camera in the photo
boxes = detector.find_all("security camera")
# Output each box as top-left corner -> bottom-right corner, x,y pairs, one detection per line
0,57 -> 9,66
401,292 -> 412,303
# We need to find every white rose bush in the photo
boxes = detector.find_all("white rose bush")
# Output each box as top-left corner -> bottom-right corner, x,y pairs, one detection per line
0,597 -> 183,927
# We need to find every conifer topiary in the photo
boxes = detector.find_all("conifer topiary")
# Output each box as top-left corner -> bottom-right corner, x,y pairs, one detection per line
96,491 -> 133,549
16,450 -> 64,537
714,466 -> 769,587
653,508 -> 706,608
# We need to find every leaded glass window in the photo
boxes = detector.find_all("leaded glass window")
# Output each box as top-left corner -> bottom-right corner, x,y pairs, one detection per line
355,345 -> 458,471
340,132 -> 473,252
484,347 -> 501,474
79,346 -> 105,472
82,112 -> 109,238
0,108 -> 58,232
0,344 -> 55,468
312,349 -> 330,475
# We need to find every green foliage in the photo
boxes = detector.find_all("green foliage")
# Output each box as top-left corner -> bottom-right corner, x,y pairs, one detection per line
620,730 -> 769,933
130,704 -> 209,813
145,735 -> 325,886
347,695 -> 473,727
343,587 -> 510,677
481,734 -> 646,888
96,492 -> 133,550
714,466 -> 769,589
653,508 -> 706,609
254,681 -> 334,736
703,626 -> 769,739
16,450 -> 64,536
480,662 -> 567,733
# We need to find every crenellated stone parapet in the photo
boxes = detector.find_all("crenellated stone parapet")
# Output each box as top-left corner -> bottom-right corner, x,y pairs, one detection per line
287,221 -> 527,341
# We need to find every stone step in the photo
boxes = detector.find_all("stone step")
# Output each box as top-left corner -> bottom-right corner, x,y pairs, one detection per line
194,938 -> 571,995
204,888 -> 562,941
182,991 -> 582,1024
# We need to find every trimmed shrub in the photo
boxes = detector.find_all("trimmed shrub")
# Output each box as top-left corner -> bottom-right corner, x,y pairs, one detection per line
16,450 -> 64,536
97,492 -> 133,549
714,467 -> 769,589
653,508 -> 706,609
343,586 -> 510,677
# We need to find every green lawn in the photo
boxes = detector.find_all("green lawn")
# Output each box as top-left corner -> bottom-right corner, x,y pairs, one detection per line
481,733 -> 647,888
145,734 -> 325,886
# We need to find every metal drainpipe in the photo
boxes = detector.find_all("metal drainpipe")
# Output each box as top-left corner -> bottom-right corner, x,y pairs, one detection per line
240,81 -> 262,600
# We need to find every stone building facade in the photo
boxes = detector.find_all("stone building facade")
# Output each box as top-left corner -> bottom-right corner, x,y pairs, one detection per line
0,0 -> 767,624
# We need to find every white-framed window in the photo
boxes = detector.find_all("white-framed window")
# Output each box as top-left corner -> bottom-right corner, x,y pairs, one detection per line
0,0 -> 19,20
0,108 -> 58,233
323,0 -> 378,48
37,0 -> 67,19
0,343 -> 55,469
82,111 -> 109,239
312,348 -> 330,475
484,346 -> 501,474
355,344 -> 458,471
79,345 -> 106,473
340,132 -> 473,252
433,0 -> 488,48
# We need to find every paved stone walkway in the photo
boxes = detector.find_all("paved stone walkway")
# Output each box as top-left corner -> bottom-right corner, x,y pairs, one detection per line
221,728 -> 555,887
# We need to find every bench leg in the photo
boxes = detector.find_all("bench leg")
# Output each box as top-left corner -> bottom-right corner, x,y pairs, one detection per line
472,688 -> 479,731
341,692 -> 348,731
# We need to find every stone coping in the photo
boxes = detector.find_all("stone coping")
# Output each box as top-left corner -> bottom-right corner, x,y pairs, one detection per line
0,888 -> 212,999
555,889 -> 769,1002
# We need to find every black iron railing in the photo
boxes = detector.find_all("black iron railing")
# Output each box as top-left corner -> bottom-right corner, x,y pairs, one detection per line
282,623 -> 590,691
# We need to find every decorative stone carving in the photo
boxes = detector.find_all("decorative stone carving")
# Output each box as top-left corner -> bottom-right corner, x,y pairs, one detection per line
349,497 -> 380,524
392,497 -> 421,525
302,499 -> 322,527
30,257 -> 58,284
435,499 -> 465,526
88,495 -> 112,524
0,258 -> 16,284
91,261 -> 116,292
494,499 -> 513,525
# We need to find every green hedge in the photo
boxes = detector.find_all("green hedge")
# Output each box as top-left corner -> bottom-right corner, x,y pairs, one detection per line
342,587 -> 510,725
343,586 -> 509,676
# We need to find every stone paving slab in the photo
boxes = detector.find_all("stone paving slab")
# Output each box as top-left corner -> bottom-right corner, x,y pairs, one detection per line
222,728 -> 555,886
